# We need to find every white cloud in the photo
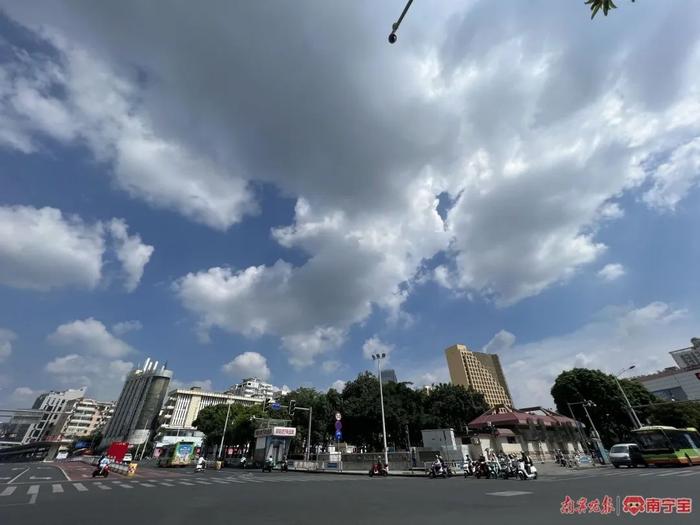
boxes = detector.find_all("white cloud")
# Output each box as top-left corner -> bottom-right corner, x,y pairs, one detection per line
0,205 -> 104,291
3,1 -> 700,363
0,205 -> 152,292
111,320 -> 143,336
0,39 -> 255,230
482,330 -> 516,354
597,263 -> 626,281
108,219 -> 154,292
169,378 -> 214,392
330,380 -> 346,392
222,352 -> 271,381
44,353 -> 133,401
12,386 -> 40,399
48,318 -> 135,358
0,328 -> 16,363
321,360 -> 342,374
362,337 -> 395,362
502,301 -> 697,408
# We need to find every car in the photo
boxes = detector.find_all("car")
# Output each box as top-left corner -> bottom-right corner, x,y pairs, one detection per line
609,443 -> 646,468
122,453 -> 133,463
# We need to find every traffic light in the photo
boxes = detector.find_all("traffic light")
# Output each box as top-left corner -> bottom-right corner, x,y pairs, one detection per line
289,399 -> 296,416
263,398 -> 269,411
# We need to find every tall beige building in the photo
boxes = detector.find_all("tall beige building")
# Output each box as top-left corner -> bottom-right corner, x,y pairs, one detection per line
445,344 -> 513,407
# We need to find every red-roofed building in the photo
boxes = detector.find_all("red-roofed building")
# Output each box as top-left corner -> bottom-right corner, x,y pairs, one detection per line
465,405 -> 584,460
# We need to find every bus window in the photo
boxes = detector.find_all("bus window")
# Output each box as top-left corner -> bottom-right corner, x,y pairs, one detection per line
635,431 -> 670,450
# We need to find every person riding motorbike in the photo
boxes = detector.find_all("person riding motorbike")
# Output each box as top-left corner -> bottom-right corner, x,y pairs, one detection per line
520,452 -> 533,474
195,455 -> 205,472
240,456 -> 247,469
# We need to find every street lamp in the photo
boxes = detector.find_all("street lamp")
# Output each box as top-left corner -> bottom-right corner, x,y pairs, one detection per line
371,353 -> 389,467
218,400 -> 233,461
614,365 -> 642,429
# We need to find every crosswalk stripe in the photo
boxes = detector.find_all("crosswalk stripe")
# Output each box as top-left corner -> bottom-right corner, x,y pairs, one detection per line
159,482 -> 175,486
114,482 -> 133,489
678,471 -> 697,477
658,471 -> 683,477
193,480 -> 212,485
74,483 -> 88,492
94,483 -> 111,490
27,485 -> 39,495
639,473 -> 656,476
52,484 -> 64,493
178,481 -> 195,486
1,486 -> 17,497
139,483 -> 156,487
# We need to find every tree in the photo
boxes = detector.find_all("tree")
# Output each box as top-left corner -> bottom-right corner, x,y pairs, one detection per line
193,402 -> 265,453
550,368 -> 656,447
422,383 -> 489,433
585,0 -> 635,19
646,402 -> 700,430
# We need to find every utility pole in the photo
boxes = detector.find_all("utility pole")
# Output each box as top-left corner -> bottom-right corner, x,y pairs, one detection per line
615,365 -> 642,428
372,353 -> 389,466
218,401 -> 232,461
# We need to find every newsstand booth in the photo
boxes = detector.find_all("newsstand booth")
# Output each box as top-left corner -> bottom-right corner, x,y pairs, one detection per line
253,426 -> 296,465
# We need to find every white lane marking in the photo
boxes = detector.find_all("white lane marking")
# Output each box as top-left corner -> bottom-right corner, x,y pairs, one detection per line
7,468 -> 29,484
74,483 -> 88,492
178,481 -> 195,486
29,476 -> 51,480
52,484 -> 64,493
487,491 -> 533,497
639,473 -> 656,476
114,482 -> 133,489
158,482 -> 175,487
677,471 -> 698,477
56,465 -> 70,481
94,483 -> 111,490
139,483 -> 156,487
192,480 -> 212,485
0,477 -> 11,480
27,485 -> 39,497
658,471 -> 684,477
1,486 -> 17,497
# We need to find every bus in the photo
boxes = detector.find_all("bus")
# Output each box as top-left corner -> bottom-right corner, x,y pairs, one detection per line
157,441 -> 197,467
631,426 -> 700,466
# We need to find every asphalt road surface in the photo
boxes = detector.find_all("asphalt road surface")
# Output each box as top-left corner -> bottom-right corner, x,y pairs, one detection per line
2,463 -> 699,524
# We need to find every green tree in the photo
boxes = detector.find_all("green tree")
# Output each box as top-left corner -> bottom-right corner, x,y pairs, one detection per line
585,0 -> 635,19
550,368 -> 656,447
422,383 -> 489,434
647,402 -> 700,430
193,403 -> 264,452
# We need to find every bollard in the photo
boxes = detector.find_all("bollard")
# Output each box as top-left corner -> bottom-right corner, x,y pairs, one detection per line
127,463 -> 138,477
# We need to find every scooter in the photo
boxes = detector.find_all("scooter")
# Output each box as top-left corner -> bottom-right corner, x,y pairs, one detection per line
463,459 -> 475,478
474,458 -> 490,479
517,460 -> 538,480
428,461 -> 448,479
194,461 -> 205,473
92,465 -> 109,478
262,459 -> 274,472
369,462 -> 389,477
281,459 -> 289,472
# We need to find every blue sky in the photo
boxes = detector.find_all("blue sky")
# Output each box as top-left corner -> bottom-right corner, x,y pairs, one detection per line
1,1 -> 699,408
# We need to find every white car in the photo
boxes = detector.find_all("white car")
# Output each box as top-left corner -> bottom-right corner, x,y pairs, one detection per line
122,453 -> 133,463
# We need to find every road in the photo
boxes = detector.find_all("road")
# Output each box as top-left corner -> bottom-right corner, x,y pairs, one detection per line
1,462 -> 698,524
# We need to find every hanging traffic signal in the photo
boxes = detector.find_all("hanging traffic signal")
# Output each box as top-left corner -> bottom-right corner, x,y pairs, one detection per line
289,399 -> 296,416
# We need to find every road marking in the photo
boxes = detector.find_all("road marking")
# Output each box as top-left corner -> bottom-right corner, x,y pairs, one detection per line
487,491 -> 533,497
74,483 -> 88,492
52,484 -> 64,493
94,483 -> 111,490
639,472 -> 656,476
192,480 -> 212,485
56,465 -> 70,481
27,485 -> 39,495
678,471 -> 698,477
29,476 -> 51,480
7,468 -> 28,484
178,481 -> 195,486
114,482 -> 133,489
1,486 -> 17,497
0,477 -> 10,480
158,482 -> 175,487
139,483 -> 156,487
658,471 -> 684,477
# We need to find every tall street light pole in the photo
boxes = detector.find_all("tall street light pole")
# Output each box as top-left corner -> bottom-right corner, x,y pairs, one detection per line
218,400 -> 232,461
372,353 -> 389,466
614,365 -> 642,429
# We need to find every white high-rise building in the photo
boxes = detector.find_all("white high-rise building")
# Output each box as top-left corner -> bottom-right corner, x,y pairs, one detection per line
226,378 -> 281,400
23,386 -> 87,444
62,399 -> 115,438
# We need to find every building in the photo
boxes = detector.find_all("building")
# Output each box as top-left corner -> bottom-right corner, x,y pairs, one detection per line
633,367 -> 700,401
467,405 -> 583,460
226,378 -> 280,400
22,387 -> 87,444
155,386 -> 263,453
61,399 -> 115,439
380,369 -> 398,384
100,358 -> 172,448
633,339 -> 700,401
160,386 -> 262,430
445,344 -> 513,407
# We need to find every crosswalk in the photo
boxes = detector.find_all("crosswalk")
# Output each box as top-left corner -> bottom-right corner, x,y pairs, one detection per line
0,474 -> 364,504
541,467 -> 700,482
